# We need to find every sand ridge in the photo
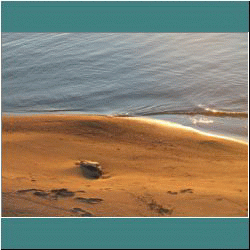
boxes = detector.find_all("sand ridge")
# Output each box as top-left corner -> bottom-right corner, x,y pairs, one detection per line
2,114 -> 248,217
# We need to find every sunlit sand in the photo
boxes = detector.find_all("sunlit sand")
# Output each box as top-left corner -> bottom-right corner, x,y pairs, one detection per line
2,115 -> 248,217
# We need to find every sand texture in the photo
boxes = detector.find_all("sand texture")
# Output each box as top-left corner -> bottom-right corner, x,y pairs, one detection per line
2,115 -> 248,217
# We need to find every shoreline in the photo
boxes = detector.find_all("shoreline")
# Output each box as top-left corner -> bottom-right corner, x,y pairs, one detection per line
2,114 -> 248,217
2,112 -> 248,144
127,116 -> 248,145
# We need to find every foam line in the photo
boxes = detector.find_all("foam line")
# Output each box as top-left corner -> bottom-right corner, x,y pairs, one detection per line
126,116 -> 248,145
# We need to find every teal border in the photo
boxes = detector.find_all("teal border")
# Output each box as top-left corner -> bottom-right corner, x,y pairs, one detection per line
1,1 -> 249,32
1,1 -> 249,249
1,218 -> 249,249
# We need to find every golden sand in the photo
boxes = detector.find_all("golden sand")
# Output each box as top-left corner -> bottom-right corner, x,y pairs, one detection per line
2,114 -> 248,217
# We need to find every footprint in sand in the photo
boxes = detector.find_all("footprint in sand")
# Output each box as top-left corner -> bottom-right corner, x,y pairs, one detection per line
16,188 -> 44,194
16,188 -> 76,200
158,207 -> 173,215
216,198 -> 223,201
180,189 -> 193,193
71,207 -> 94,217
138,195 -> 173,215
148,200 -> 173,215
33,191 -> 49,197
167,191 -> 178,195
50,188 -> 75,198
74,197 -> 103,204
17,189 -> 49,199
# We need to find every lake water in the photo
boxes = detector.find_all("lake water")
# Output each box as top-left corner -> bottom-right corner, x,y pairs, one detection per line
1,33 -> 248,142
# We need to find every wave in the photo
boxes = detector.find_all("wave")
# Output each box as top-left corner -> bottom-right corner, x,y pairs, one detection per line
115,107 -> 248,118
7,106 -> 248,119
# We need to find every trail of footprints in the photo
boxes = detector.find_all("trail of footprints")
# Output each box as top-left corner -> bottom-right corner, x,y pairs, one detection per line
167,188 -> 194,195
16,187 -> 195,216
16,188 -> 103,217
137,194 -> 174,216
137,189 -> 194,216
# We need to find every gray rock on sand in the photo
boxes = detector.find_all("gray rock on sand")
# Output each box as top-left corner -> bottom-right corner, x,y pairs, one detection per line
78,160 -> 103,179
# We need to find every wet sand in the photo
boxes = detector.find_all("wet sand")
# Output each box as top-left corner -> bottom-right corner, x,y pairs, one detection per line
2,114 -> 248,217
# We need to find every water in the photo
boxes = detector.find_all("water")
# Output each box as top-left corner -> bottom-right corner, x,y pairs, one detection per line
1,33 -> 248,142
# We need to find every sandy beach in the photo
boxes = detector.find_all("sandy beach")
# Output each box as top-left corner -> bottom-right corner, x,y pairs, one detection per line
2,114 -> 248,217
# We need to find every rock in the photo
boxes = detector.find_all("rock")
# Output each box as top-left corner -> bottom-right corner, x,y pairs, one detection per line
78,161 -> 102,179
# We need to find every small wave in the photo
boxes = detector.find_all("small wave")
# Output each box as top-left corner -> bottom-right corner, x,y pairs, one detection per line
9,106 -> 248,119
201,107 -> 248,118
120,108 -> 248,118
21,108 -> 85,113
126,117 -> 248,145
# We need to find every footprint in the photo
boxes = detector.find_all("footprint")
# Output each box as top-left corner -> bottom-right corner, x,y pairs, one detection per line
216,198 -> 223,201
74,197 -> 103,204
71,207 -> 86,213
158,207 -> 173,215
167,191 -> 178,195
33,191 -> 49,198
50,188 -> 75,198
81,212 -> 94,217
71,207 -> 94,217
148,199 -> 173,215
180,189 -> 193,193
16,189 -> 43,194
76,190 -> 86,193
